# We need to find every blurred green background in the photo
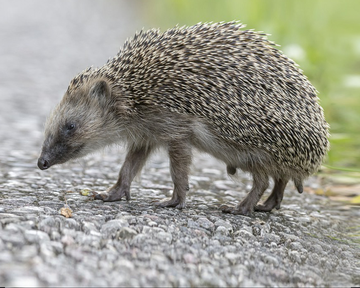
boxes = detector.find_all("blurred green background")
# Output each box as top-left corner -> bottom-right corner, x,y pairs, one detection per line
139,0 -> 360,169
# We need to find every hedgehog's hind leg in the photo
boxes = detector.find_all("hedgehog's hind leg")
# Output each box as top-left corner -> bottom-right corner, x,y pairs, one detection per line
222,173 -> 269,216
255,177 -> 289,212
156,140 -> 192,209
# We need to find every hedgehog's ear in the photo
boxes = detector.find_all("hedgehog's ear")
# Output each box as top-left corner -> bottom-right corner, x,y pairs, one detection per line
89,79 -> 111,108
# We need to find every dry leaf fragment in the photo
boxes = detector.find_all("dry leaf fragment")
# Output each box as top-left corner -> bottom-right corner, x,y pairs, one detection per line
60,207 -> 73,218
80,188 -> 91,196
350,195 -> 360,204
60,195 -> 72,218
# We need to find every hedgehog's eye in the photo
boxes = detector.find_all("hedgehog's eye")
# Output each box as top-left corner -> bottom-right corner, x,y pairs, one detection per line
66,123 -> 76,131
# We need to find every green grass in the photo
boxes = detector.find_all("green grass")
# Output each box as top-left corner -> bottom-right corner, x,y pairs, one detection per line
140,0 -> 360,169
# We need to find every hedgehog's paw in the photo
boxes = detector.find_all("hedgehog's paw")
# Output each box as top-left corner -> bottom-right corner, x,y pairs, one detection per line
156,198 -> 186,209
93,191 -> 108,201
220,204 -> 252,216
220,204 -> 234,213
255,200 -> 280,212
254,203 -> 274,212
255,196 -> 281,212
93,186 -> 130,202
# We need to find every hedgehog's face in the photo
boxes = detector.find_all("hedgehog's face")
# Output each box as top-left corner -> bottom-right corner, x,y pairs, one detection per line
38,79 -> 116,170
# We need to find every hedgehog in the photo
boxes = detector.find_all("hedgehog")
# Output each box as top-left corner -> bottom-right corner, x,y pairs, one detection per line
37,22 -> 329,216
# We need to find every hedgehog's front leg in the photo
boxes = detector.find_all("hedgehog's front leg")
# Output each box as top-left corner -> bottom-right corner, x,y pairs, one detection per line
157,140 -> 192,209
222,173 -> 269,216
94,145 -> 152,202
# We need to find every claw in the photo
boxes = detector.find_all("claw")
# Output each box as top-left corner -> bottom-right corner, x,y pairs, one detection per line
220,204 -> 234,213
220,204 -> 252,216
156,198 -> 185,209
92,188 -> 129,202
93,192 -> 109,201
254,203 -> 273,212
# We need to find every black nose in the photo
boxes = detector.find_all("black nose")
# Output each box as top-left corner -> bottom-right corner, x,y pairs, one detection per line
37,158 -> 49,170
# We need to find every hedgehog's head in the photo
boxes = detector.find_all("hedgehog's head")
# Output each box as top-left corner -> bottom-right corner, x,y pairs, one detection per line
38,77 -> 118,170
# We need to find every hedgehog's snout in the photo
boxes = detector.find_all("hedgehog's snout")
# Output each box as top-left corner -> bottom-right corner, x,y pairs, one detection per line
37,157 -> 50,170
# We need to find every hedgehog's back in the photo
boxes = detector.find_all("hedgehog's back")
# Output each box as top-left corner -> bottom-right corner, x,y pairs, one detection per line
103,22 -> 329,175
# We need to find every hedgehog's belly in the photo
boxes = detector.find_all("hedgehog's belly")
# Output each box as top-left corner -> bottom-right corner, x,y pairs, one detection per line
191,121 -> 277,175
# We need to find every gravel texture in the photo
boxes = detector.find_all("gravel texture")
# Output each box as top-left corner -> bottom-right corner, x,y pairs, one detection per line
0,1 -> 359,287
1,150 -> 360,287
